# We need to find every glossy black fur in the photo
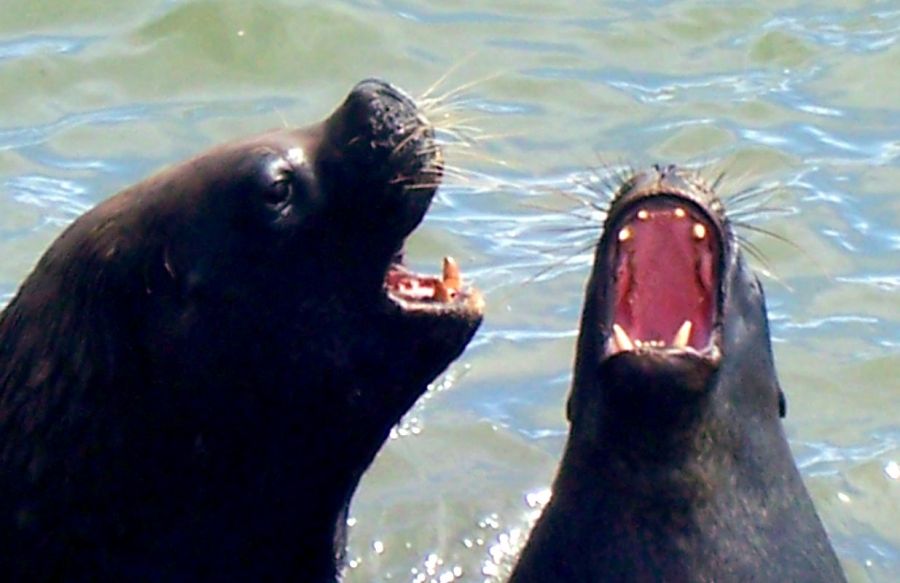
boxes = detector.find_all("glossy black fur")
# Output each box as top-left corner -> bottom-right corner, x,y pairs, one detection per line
0,80 -> 481,582
510,166 -> 845,583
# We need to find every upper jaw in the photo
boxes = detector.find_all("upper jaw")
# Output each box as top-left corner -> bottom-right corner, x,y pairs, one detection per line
325,79 -> 442,189
598,167 -> 728,379
318,79 -> 444,257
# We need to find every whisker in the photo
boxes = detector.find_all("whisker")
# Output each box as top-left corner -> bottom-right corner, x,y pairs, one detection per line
521,239 -> 599,286
401,182 -> 443,191
415,144 -> 443,158
711,169 -> 727,191
421,100 -> 481,118
724,180 -> 783,205
730,221 -> 798,250
274,108 -> 290,130
583,160 -> 635,202
440,150 -> 517,171
737,236 -> 792,290
433,116 -> 491,133
728,206 -> 794,222
451,130 -> 526,144
550,186 -> 609,214
518,201 -> 600,221
732,220 -> 830,280
420,71 -> 505,111
418,52 -> 480,101
439,164 -> 505,181
532,224 -> 601,236
415,167 -> 445,176
391,126 -> 427,160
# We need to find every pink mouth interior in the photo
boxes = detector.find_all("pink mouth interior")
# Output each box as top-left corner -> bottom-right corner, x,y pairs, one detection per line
611,198 -> 719,351
385,262 -> 460,304
387,269 -> 442,300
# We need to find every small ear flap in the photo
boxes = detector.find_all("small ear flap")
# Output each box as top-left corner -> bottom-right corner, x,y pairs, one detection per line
778,389 -> 787,418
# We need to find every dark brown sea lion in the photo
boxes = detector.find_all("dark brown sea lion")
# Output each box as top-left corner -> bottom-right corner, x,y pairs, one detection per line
509,165 -> 845,582
0,79 -> 483,582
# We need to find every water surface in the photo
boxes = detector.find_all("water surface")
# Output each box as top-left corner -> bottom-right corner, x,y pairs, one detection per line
0,1 -> 897,581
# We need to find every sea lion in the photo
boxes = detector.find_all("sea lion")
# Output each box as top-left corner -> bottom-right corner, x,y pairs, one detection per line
0,79 -> 483,582
509,165 -> 844,582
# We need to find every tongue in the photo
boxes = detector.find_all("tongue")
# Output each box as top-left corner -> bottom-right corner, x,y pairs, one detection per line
613,202 -> 717,350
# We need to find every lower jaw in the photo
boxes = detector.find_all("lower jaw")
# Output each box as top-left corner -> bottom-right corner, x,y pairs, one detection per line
599,349 -> 720,395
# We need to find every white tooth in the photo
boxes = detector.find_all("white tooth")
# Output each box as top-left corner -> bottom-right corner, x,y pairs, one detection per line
608,336 -> 620,353
634,339 -> 643,348
673,320 -> 693,348
442,256 -> 461,290
693,223 -> 707,240
612,324 -> 634,351
434,280 -> 451,302
637,209 -> 649,220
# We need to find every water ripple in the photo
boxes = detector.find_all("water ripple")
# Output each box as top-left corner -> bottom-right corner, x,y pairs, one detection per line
5,175 -> 91,225
0,35 -> 93,61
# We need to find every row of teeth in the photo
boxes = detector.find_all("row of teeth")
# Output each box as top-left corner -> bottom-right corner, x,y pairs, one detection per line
395,257 -> 462,302
611,320 -> 693,352
618,208 -> 707,242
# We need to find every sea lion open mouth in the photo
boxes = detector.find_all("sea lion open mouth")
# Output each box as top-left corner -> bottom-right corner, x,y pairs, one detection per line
387,255 -> 477,308
593,166 -> 729,393
607,198 -> 720,355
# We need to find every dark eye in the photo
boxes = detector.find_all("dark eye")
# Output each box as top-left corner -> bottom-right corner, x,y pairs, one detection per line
264,175 -> 293,206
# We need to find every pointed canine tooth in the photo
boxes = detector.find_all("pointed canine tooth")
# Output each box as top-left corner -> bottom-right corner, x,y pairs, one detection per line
608,336 -> 619,353
693,223 -> 707,240
433,280 -> 451,302
618,227 -> 632,242
442,256 -> 461,290
612,324 -> 634,352
673,320 -> 693,348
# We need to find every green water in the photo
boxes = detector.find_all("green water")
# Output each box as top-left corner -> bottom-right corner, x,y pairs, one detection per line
0,1 -> 897,581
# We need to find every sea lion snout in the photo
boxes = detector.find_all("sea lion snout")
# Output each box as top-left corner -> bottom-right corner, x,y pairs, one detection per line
327,78 -> 437,168
317,78 -> 441,244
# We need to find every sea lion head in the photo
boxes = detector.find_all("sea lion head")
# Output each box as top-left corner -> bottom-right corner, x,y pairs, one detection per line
511,167 -> 846,583
0,79 -> 482,577
567,164 -> 783,450
76,79 -> 482,434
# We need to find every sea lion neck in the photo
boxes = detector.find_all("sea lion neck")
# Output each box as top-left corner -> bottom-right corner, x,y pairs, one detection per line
564,357 -> 736,504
